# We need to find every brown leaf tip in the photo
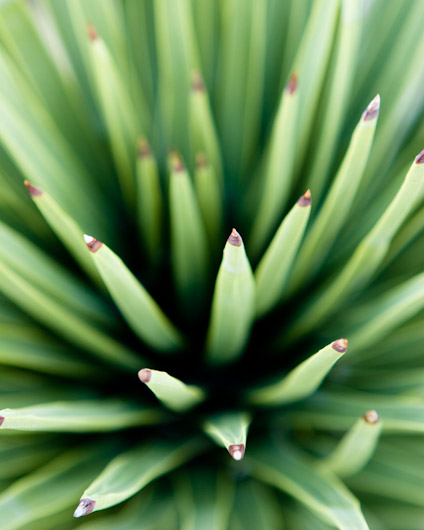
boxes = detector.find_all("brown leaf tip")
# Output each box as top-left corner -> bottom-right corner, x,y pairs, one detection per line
229,444 -> 245,461
73,498 -> 96,518
170,152 -> 185,173
84,234 -> 103,253
138,137 -> 151,159
362,94 -> 380,121
415,149 -> 424,164
0,416 -> 4,427
332,338 -> 348,353
138,368 -> 152,383
24,180 -> 43,197
87,23 -> 98,42
297,189 -> 311,207
286,71 -> 298,94
195,152 -> 208,169
363,409 -> 380,424
192,70 -> 205,92
228,228 -> 242,247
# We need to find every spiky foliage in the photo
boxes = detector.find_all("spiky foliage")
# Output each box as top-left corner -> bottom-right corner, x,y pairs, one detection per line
1,0 -> 424,528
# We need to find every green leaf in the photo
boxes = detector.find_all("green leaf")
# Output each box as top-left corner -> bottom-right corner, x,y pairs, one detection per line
230,480 -> 284,530
248,72 -> 300,257
248,339 -> 348,406
306,0 -> 364,202
174,469 -> 234,530
255,191 -> 311,317
154,0 -> 200,155
322,410 -> 382,477
0,443 -> 110,530
0,328 -> 95,378
248,440 -> 369,530
295,390 -> 424,433
288,153 -> 424,340
194,153 -> 223,250
77,487 -> 176,530
0,47 -> 106,235
138,368 -> 205,412
288,95 -> 380,292
0,400 -> 164,432
87,25 -> 141,206
347,441 -> 424,507
0,434 -> 63,481
346,272 -> 424,353
84,235 -> 183,352
284,503 -> 333,530
0,258 -> 141,370
24,181 -> 101,284
136,138 -> 163,263
203,411 -> 251,460
0,219 -> 111,327
206,229 -> 255,364
74,438 -> 204,516
291,0 -> 339,167
189,71 -> 223,181
168,152 -> 210,313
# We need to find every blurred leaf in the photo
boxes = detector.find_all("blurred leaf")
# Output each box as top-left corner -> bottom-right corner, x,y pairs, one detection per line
322,410 -> 382,477
295,390 -> 424,433
230,480 -> 284,530
174,469 -> 234,530
75,438 -> 204,515
0,443 -> 110,530
0,400 -> 164,432
168,153 -> 209,314
248,440 -> 369,530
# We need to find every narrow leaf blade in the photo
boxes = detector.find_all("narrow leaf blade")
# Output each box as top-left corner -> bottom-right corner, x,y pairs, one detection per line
248,339 -> 348,406
138,368 -> 205,412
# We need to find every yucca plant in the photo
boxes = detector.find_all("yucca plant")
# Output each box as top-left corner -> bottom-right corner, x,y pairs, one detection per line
1,0 -> 424,528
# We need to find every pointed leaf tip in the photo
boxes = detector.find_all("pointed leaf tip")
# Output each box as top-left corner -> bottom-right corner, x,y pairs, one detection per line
297,189 -> 311,207
86,23 -> 98,42
228,228 -> 242,246
192,70 -> 205,92
137,137 -> 151,158
415,149 -> 424,164
362,94 -> 380,121
24,180 -> 43,197
170,151 -> 185,172
84,234 -> 103,253
332,338 -> 348,353
363,409 -> 380,424
138,368 -> 152,383
286,71 -> 298,94
195,152 -> 208,168
229,444 -> 245,461
73,498 -> 96,518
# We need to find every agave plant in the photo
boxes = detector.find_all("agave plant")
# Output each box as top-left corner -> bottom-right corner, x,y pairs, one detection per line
1,0 -> 424,528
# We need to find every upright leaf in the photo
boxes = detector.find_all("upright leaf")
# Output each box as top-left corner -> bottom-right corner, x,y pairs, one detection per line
322,410 -> 382,477
206,229 -> 255,364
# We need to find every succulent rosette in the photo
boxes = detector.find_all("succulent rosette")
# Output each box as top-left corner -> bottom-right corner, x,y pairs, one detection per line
0,1 -> 424,529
